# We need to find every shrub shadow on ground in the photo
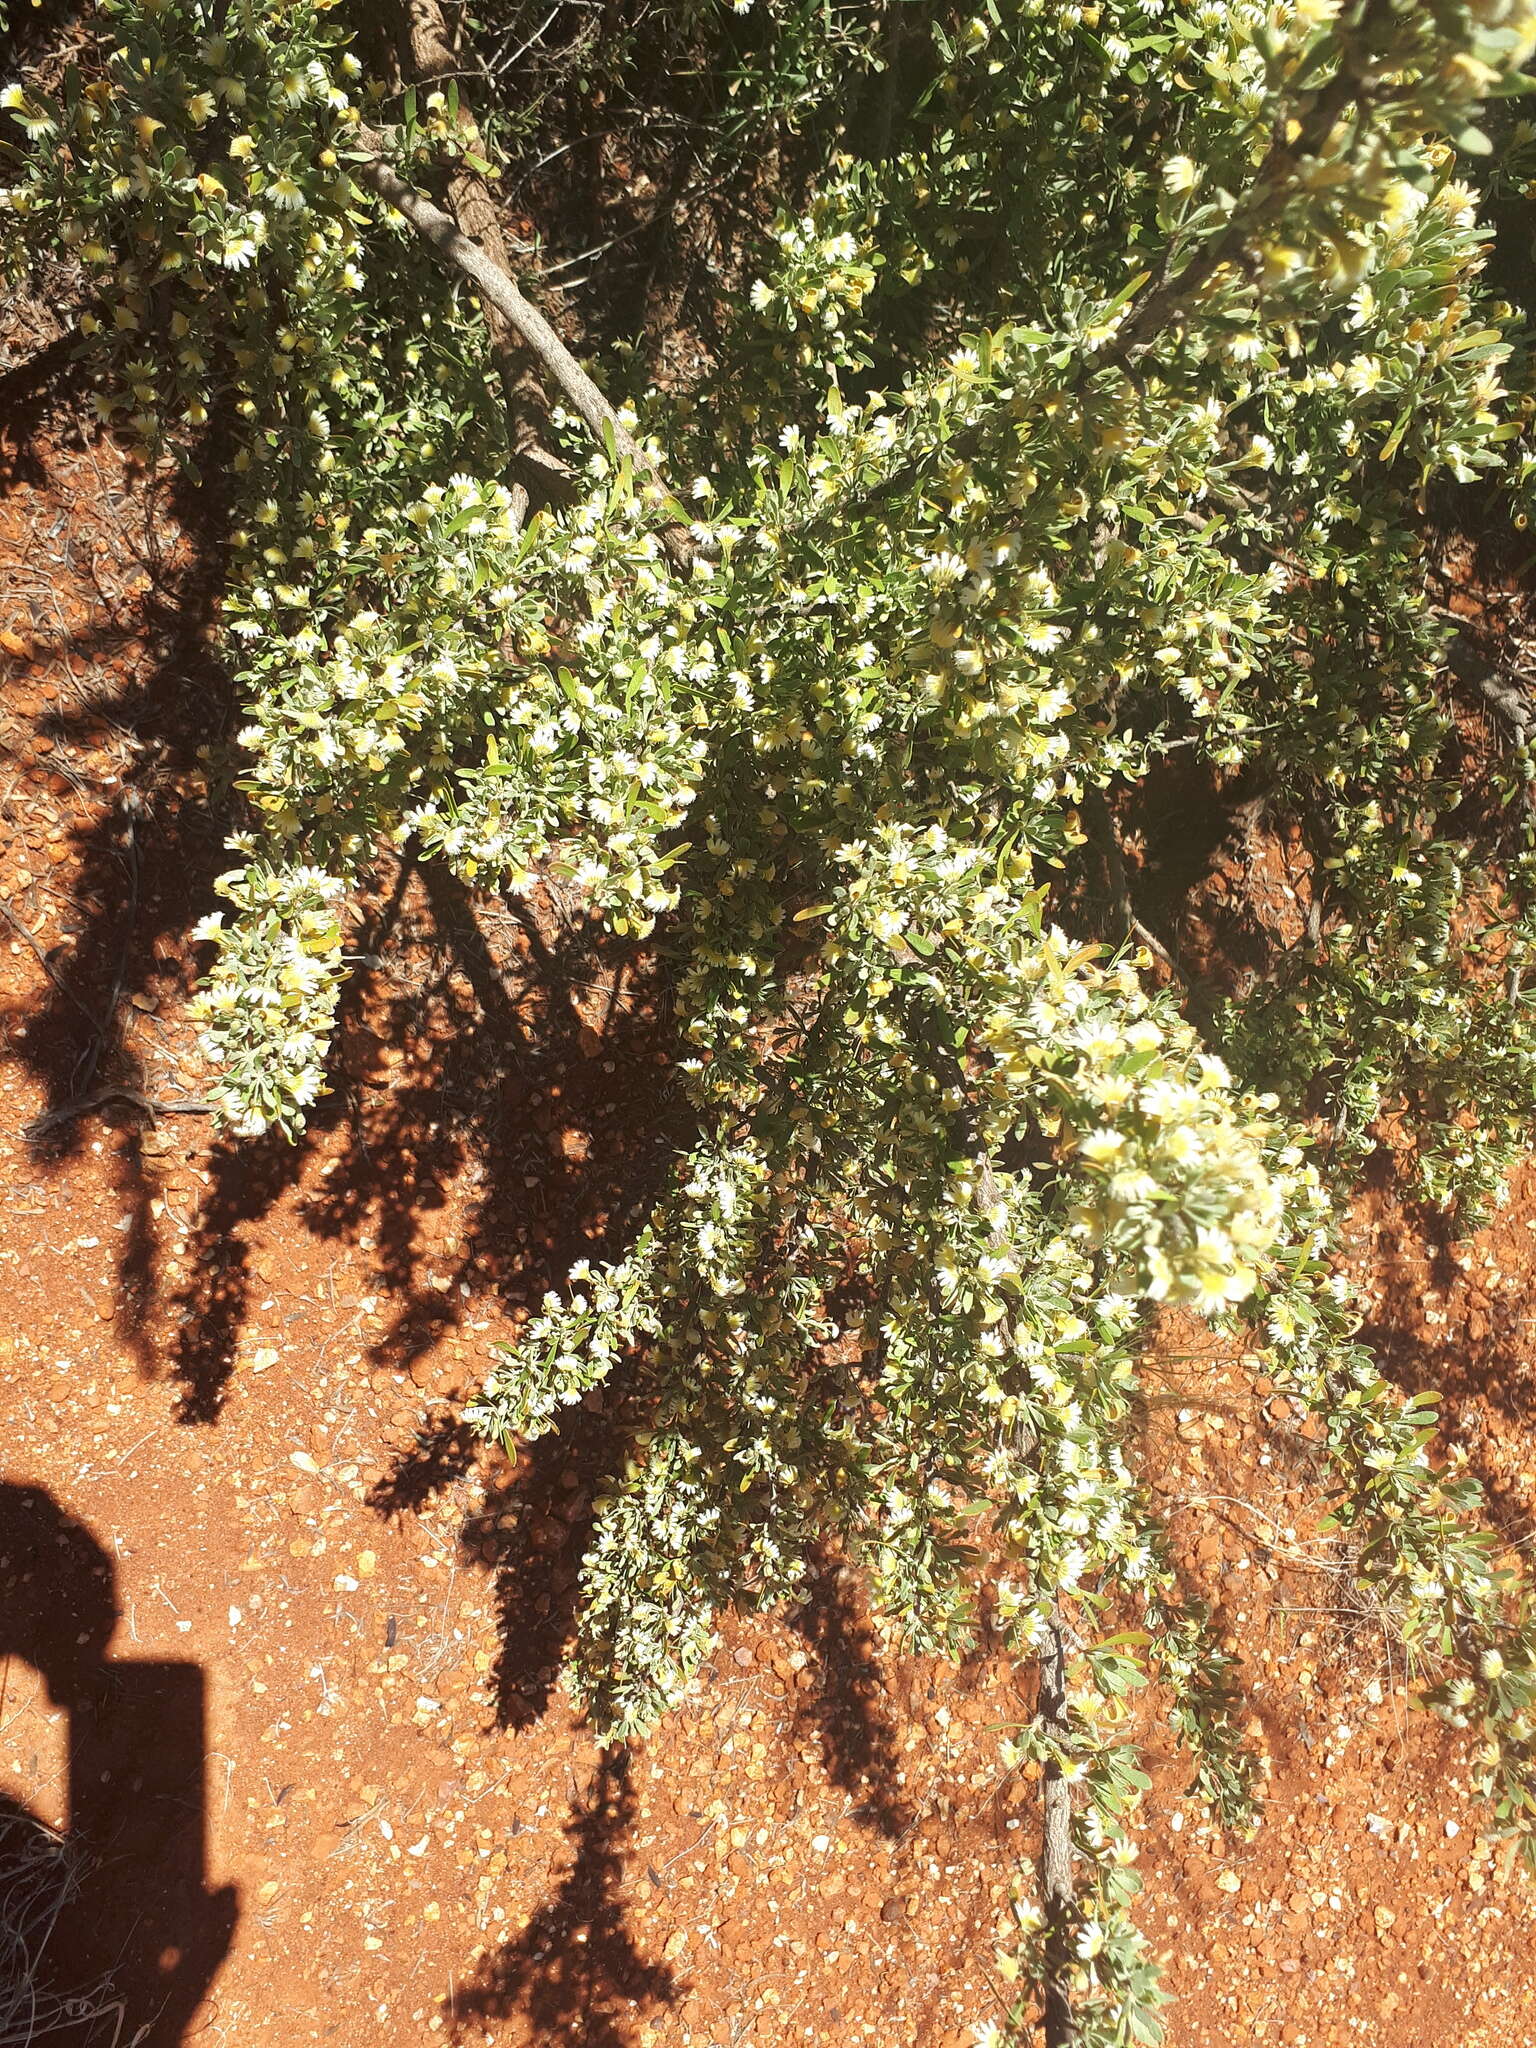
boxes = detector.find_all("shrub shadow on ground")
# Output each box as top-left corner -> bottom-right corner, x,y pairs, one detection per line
446,1748 -> 677,2047
1353,1156 -> 1536,1552
0,400 -> 237,1391
1,385 -> 926,2047
0,1482 -> 237,2047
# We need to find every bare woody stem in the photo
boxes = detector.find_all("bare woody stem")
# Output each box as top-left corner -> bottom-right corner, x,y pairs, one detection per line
353,143 -> 653,472
395,0 -> 577,525
1038,1611 -> 1077,2048
1109,0 -> 1394,367
978,1184 -> 1079,2048
352,136 -> 697,567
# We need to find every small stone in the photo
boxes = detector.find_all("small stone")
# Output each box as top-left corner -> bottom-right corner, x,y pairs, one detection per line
1215,1870 -> 1242,1894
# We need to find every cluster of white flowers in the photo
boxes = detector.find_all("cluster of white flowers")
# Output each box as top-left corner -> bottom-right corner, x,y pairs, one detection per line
188,863 -> 347,1134
471,1237 -> 664,1442
745,180 -> 879,360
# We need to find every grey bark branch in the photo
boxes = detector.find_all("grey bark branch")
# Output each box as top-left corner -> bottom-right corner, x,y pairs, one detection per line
1081,784 -> 1184,985
353,136 -> 693,565
397,0 -> 565,526
1038,1612 -> 1076,2048
1108,0 -> 1391,367
354,143 -> 654,478
977,1163 -> 1079,2044
1444,628 -> 1534,739
869,5 -> 1397,517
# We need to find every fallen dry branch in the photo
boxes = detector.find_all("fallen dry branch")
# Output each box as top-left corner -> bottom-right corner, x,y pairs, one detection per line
23,1085 -> 215,1141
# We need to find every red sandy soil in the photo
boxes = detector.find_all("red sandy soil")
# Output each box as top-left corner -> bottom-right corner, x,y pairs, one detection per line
4,399 -> 1536,2048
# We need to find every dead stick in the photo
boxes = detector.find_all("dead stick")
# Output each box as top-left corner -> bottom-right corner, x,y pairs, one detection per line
0,896 -> 103,1030
24,1086 -> 215,1140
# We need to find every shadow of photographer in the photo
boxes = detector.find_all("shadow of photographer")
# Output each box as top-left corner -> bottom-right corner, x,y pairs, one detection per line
0,1481 -> 237,2045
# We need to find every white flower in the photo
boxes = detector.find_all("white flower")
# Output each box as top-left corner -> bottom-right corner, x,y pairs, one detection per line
1343,354 -> 1384,396
14,103 -> 57,140
1347,283 -> 1377,331
1162,155 -> 1201,194
1078,1129 -> 1125,1165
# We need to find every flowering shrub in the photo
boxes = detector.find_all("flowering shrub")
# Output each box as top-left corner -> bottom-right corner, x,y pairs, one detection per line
10,0 -> 1536,2037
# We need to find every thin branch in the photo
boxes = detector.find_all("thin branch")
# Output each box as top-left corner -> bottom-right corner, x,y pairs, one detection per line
975,1181 -> 1079,2044
1443,627 -> 1534,740
355,140 -> 652,477
399,0 -> 547,525
1038,1611 -> 1076,2048
0,896 -> 101,1030
1081,785 -> 1186,985
352,131 -> 695,565
866,5 -> 1397,519
1107,1 -> 1393,368
23,1086 -> 214,1141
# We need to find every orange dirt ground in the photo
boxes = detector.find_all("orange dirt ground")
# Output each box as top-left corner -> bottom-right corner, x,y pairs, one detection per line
5,402 -> 1536,2048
